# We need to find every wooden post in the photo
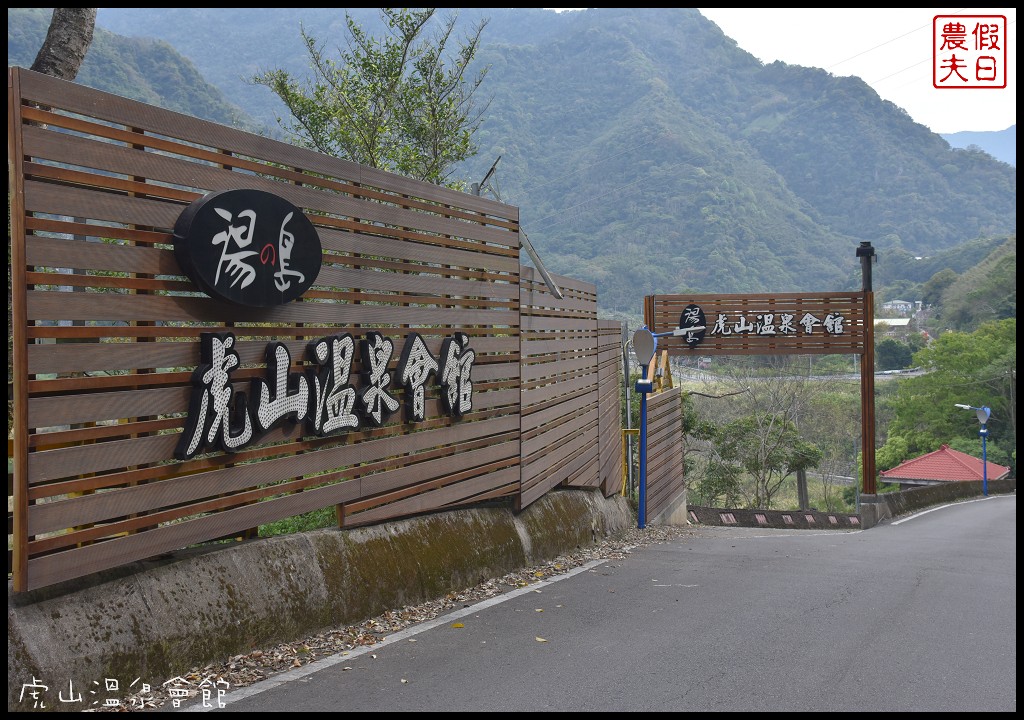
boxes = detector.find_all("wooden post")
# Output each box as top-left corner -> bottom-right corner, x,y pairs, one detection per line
860,292 -> 877,495
858,242 -> 877,495
8,68 -> 29,591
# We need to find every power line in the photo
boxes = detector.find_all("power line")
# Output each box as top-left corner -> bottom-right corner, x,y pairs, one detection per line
494,11 -> 1015,238
823,11 -> 957,73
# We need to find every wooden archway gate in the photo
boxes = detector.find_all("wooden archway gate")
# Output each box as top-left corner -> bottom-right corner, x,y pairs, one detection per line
643,277 -> 877,496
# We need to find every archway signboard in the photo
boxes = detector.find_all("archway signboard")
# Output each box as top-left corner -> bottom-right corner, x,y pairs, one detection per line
643,292 -> 868,356
643,284 -> 877,495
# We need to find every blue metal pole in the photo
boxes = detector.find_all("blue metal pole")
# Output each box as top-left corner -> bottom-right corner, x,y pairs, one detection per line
638,362 -> 648,530
981,425 -> 988,496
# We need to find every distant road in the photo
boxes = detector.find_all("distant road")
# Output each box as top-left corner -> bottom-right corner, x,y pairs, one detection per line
206,494 -> 1016,712
674,367 -> 925,384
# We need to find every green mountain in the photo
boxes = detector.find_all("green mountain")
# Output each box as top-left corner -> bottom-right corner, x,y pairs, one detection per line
942,125 -> 1015,167
935,235 -> 1016,331
93,7 -> 573,131
13,8 -> 1016,317
7,8 -> 258,132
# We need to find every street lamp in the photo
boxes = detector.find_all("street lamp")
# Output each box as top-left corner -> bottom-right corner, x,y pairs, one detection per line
632,327 -> 656,529
954,404 -> 991,496
632,324 -> 706,529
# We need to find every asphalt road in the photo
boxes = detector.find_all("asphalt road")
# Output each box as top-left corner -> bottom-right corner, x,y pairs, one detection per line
189,494 -> 1016,712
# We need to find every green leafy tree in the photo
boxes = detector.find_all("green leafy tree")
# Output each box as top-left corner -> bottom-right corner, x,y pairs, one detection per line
938,235 -> 1016,331
945,436 -> 1012,470
685,357 -> 835,509
921,268 -> 958,308
802,387 -> 859,511
252,8 -> 490,186
876,337 -> 914,371
716,413 -> 823,509
691,452 -> 744,508
876,434 -> 910,472
879,318 -> 1016,472
683,393 -> 746,507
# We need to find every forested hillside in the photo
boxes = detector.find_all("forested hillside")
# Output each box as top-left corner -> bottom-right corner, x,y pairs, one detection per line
942,125 -> 1015,166
8,8 -> 256,131
11,7 -> 1016,316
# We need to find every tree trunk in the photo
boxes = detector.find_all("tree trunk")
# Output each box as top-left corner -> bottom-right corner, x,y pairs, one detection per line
30,8 -> 97,81
796,468 -> 809,511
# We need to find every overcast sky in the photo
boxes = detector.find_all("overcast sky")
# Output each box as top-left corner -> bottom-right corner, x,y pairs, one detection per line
551,8 -> 1016,135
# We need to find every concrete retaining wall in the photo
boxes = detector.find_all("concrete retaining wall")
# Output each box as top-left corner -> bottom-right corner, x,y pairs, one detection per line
690,477 -> 1015,531
688,505 -> 863,530
859,477 -> 1016,528
8,489 -> 633,712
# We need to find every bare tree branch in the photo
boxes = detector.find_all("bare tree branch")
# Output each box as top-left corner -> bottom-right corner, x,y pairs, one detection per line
686,388 -> 751,399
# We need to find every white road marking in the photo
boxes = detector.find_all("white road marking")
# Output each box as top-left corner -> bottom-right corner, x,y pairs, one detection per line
891,493 -> 1012,525
182,558 -> 609,711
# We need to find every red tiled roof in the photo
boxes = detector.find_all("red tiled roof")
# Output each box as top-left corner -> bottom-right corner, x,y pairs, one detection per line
880,444 -> 1011,482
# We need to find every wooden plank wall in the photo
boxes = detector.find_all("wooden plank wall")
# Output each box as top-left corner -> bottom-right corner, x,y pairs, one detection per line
518,267 -> 600,509
8,68 -> 524,591
644,388 -> 685,525
596,321 -> 624,497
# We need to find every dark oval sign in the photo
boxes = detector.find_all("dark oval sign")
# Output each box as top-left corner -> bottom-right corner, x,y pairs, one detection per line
678,303 -> 707,346
174,189 -> 322,307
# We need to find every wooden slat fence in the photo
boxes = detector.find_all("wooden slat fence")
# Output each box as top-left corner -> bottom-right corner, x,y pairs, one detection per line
8,68 -> 524,591
518,267 -> 600,509
7,67 -> 625,593
644,388 -> 685,525
596,321 -> 624,497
